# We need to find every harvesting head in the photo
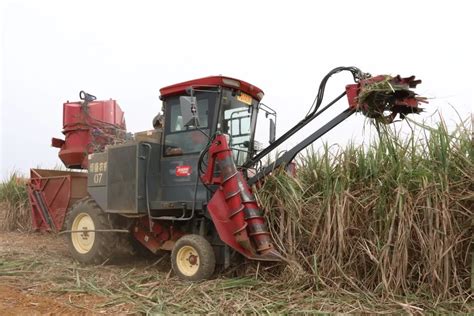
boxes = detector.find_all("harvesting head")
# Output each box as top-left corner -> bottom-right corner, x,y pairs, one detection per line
346,75 -> 427,124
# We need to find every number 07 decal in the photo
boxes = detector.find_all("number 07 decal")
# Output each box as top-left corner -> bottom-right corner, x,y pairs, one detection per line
93,173 -> 103,183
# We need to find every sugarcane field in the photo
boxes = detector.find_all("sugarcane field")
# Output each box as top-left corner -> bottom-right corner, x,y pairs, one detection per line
1,1 -> 473,315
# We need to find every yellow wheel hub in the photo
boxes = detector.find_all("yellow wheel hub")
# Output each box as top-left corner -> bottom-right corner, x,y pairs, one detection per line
71,212 -> 95,254
176,245 -> 200,276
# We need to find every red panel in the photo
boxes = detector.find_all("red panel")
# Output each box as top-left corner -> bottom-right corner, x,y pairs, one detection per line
63,100 -> 125,127
160,76 -> 264,101
207,190 -> 251,256
345,83 -> 359,109
27,169 -> 87,232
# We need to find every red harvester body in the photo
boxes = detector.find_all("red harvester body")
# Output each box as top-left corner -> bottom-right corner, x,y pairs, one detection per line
52,98 -> 126,169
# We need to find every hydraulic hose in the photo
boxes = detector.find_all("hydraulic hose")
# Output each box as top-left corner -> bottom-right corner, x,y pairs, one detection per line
243,66 -> 366,169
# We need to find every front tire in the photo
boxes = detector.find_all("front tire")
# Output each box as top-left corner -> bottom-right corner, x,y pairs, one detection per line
171,234 -> 215,281
65,198 -> 117,264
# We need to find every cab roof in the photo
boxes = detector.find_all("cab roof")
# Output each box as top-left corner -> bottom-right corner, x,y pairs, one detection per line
159,76 -> 264,101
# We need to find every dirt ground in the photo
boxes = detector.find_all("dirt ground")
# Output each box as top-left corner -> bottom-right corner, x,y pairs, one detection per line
0,232 -> 124,314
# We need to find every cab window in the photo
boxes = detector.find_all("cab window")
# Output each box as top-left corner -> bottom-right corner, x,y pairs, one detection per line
164,92 -> 215,156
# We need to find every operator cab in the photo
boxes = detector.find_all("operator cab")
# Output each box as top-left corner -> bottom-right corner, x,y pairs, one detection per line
159,76 -> 275,166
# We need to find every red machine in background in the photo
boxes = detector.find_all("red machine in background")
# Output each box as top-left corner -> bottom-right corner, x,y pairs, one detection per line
28,91 -> 127,232
52,91 -> 126,169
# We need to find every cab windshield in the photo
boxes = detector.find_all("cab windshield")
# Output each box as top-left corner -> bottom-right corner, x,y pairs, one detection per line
219,88 -> 258,166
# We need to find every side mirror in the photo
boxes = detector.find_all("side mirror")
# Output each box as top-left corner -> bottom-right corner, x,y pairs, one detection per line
269,118 -> 276,144
179,96 -> 200,127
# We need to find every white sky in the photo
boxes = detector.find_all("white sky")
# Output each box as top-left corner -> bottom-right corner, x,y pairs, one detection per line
1,0 -> 472,179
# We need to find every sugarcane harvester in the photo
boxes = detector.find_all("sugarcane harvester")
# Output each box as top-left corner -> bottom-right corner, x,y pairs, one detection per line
27,67 -> 426,280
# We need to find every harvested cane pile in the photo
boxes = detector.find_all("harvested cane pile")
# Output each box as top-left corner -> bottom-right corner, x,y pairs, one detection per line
257,118 -> 473,300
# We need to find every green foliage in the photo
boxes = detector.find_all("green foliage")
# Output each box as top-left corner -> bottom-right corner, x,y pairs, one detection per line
0,172 -> 30,231
257,118 -> 473,299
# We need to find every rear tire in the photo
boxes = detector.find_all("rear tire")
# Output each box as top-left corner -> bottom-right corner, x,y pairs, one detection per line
65,197 -> 117,264
171,234 -> 215,281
